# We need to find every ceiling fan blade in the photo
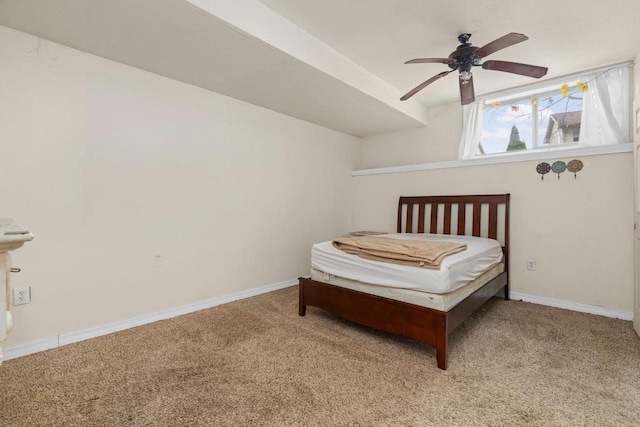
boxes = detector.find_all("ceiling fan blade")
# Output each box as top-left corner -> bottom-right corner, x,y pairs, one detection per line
405,58 -> 454,65
459,75 -> 475,105
473,32 -> 528,59
400,70 -> 453,101
481,60 -> 548,78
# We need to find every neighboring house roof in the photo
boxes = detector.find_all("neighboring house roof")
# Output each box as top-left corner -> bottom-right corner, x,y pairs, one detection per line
552,111 -> 582,127
543,111 -> 582,143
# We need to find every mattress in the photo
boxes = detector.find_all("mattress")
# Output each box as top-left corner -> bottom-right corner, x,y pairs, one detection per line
310,263 -> 504,311
311,233 -> 503,294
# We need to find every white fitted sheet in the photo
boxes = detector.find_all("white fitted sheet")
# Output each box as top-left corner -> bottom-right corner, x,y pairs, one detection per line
311,233 -> 503,294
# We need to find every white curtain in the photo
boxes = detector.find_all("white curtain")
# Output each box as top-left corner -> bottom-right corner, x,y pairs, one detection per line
458,102 -> 484,160
579,64 -> 630,145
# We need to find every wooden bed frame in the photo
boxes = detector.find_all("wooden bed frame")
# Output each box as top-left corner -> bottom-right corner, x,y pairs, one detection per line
298,194 -> 510,370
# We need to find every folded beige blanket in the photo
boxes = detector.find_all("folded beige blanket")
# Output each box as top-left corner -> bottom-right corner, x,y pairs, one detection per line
332,236 -> 467,269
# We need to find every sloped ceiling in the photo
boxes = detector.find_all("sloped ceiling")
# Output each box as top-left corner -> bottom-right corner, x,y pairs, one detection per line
1,0 -> 639,137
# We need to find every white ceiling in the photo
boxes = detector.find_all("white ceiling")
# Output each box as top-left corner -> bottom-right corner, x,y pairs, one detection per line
259,0 -> 640,104
1,0 -> 639,137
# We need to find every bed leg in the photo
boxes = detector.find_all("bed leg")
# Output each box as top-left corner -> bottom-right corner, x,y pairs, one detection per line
436,347 -> 447,370
298,279 -> 306,316
504,282 -> 510,301
436,317 -> 447,370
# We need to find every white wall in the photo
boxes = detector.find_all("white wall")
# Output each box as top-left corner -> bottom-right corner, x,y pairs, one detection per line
358,103 -> 461,169
0,26 -> 360,348
355,105 -> 634,312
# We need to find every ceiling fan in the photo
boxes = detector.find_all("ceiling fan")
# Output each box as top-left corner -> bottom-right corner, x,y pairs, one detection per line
400,32 -> 548,105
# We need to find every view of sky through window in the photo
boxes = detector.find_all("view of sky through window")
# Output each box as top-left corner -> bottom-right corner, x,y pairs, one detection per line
480,87 -> 583,154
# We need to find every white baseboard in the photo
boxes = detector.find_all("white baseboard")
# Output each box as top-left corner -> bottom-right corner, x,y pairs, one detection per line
4,278 -> 298,361
5,283 -> 631,361
510,292 -> 633,321
3,337 -> 59,361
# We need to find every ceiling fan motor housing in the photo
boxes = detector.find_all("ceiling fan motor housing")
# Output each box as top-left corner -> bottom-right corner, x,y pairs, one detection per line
448,42 -> 480,72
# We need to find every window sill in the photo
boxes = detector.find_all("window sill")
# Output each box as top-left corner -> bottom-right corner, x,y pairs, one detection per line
352,143 -> 632,176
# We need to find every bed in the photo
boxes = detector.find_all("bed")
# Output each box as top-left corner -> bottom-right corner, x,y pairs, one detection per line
298,194 -> 510,370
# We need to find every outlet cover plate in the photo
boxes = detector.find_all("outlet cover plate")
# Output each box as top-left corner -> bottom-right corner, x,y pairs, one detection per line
13,286 -> 30,305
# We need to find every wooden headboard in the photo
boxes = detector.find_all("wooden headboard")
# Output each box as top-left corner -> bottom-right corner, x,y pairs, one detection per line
397,194 -> 510,262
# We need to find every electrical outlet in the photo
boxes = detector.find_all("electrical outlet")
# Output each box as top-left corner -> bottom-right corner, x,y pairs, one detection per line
527,259 -> 537,271
13,286 -> 31,305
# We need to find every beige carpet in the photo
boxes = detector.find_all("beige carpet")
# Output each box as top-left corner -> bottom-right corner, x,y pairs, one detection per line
1,286 -> 639,426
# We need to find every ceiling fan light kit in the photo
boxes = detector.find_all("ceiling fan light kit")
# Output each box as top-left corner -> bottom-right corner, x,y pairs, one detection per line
401,32 -> 548,105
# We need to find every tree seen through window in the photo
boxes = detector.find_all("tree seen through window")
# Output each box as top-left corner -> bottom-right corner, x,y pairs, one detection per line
480,90 -> 583,154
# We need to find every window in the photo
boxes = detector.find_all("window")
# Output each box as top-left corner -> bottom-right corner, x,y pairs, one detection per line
459,63 -> 631,160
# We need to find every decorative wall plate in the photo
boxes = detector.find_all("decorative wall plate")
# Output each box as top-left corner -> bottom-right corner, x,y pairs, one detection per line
551,161 -> 566,179
567,159 -> 583,178
536,162 -> 551,180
